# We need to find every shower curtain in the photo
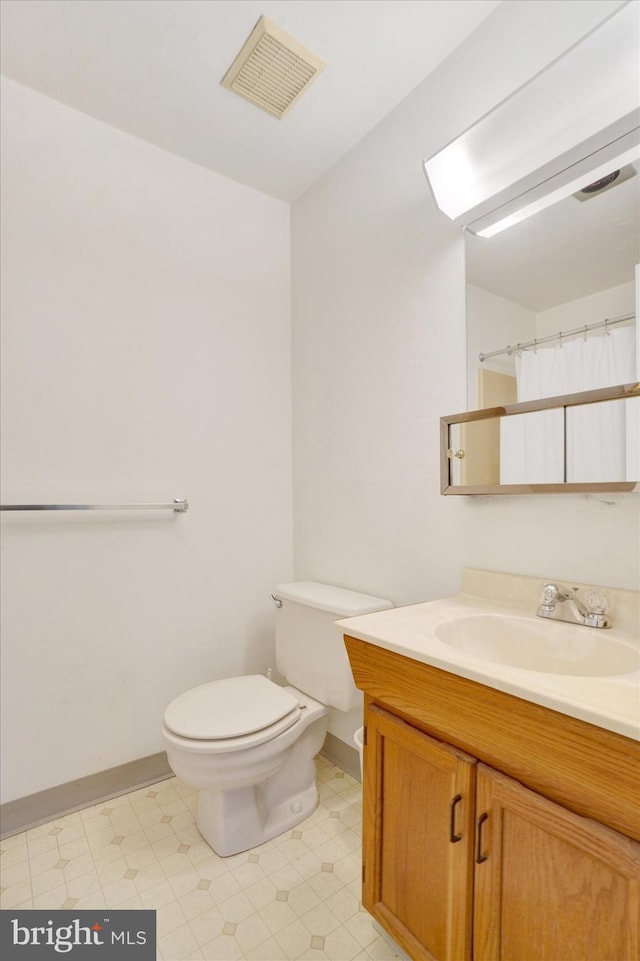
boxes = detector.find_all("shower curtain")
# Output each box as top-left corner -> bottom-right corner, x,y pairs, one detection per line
499,326 -> 637,484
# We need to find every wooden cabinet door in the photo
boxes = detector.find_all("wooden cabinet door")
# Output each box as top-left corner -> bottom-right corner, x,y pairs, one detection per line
363,704 -> 476,961
474,764 -> 640,961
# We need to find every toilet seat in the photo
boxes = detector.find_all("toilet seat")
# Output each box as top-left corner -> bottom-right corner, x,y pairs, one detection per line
163,675 -> 301,749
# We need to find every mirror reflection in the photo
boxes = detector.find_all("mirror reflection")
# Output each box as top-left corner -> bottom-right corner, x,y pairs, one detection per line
465,163 -> 640,411
448,393 -> 640,489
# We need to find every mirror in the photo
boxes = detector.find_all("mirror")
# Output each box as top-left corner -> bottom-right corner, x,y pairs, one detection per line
465,163 -> 640,412
441,384 -> 640,494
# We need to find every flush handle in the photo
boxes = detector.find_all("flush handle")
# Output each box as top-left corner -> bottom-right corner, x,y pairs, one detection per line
449,794 -> 463,843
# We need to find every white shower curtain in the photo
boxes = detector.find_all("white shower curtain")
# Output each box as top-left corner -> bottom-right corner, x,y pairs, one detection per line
500,326 -> 637,484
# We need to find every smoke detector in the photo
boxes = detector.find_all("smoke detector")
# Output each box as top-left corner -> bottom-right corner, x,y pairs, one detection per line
221,16 -> 325,119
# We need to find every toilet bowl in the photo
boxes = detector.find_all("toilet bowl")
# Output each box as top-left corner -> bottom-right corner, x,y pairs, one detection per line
162,582 -> 392,856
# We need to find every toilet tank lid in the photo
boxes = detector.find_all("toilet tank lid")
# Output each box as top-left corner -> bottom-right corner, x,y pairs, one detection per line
274,581 -> 393,617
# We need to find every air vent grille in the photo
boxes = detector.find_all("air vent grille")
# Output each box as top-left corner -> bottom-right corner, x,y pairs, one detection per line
222,17 -> 325,119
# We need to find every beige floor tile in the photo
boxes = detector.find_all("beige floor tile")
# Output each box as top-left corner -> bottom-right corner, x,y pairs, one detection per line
217,890 -> 256,925
63,852 -> 96,883
255,846 -> 289,876
176,886 -> 216,923
0,758 -> 403,960
229,859 -> 266,890
244,875 -> 278,911
66,870 -> 104,898
124,844 -> 159,871
307,869 -> 345,901
325,887 -> 360,924
167,866 -> 205,899
233,913 -> 273,953
159,921 -> 200,961
259,899 -> 299,937
332,854 -> 361,887
207,871 -> 242,906
25,832 -> 59,857
140,878 -> 180,910
125,858 -> 167,894
32,886 -> 70,909
1,833 -> 28,855
1,857 -> 31,887
299,902 -> 341,938
344,910 -> 380,950
286,880 -> 322,918
274,918 -> 318,961
194,853 -> 230,882
199,932 -> 244,960
156,899 -> 187,939
245,935 -> 288,960
323,925 -> 364,961
0,878 -> 33,909
160,850 -> 193,880
188,905 -> 225,947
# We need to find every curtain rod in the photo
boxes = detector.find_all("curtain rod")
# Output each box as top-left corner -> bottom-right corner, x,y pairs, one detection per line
479,312 -> 635,363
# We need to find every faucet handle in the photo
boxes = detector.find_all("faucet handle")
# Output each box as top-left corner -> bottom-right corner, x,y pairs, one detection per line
539,583 -> 560,614
585,588 -> 610,615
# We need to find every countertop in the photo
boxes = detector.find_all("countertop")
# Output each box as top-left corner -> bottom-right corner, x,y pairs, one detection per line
337,569 -> 640,741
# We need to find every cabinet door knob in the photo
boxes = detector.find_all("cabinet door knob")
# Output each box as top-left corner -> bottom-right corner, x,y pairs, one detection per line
476,812 -> 489,863
449,794 -> 463,843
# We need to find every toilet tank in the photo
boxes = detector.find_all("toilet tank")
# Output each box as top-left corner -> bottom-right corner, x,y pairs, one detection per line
273,582 -> 393,711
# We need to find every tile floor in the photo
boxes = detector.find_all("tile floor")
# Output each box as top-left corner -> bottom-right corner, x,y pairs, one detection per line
0,756 -> 401,961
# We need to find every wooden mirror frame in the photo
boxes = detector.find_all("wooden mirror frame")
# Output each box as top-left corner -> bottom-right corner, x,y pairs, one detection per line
440,382 -> 640,495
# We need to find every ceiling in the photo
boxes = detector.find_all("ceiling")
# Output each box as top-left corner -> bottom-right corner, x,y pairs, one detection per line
2,0 -> 637,313
0,0 -> 500,203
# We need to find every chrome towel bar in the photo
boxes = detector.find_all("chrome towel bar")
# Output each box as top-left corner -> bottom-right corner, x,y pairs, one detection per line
0,498 -> 189,513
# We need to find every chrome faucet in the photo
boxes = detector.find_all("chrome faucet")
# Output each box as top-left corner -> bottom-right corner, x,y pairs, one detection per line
537,583 -> 610,629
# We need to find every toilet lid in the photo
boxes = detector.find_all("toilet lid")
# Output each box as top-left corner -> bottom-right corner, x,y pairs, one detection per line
163,675 -> 301,740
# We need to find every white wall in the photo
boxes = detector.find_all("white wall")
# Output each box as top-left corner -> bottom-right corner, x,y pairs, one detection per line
291,1 -> 639,745
0,79 -> 293,803
536,281 -> 636,339
3,1 -> 638,794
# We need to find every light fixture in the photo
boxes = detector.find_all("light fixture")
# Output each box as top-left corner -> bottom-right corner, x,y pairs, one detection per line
423,1 -> 640,237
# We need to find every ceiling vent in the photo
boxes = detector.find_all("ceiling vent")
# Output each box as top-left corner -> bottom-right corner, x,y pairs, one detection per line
221,16 -> 325,120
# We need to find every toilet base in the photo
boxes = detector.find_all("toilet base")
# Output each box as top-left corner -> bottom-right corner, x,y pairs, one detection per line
195,710 -> 328,857
196,778 -> 319,857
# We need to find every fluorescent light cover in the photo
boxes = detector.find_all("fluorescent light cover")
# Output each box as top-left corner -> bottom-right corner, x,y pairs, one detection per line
423,2 -> 640,235
476,144 -> 640,238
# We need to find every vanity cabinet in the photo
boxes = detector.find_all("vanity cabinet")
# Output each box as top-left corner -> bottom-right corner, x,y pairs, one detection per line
347,636 -> 640,961
364,705 -> 475,960
474,765 -> 639,961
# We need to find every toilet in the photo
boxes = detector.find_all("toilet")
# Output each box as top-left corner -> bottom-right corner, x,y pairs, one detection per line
161,581 -> 392,856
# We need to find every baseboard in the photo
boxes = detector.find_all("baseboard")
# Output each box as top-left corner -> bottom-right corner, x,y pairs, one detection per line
320,731 -> 361,781
373,921 -> 412,961
0,752 -> 172,839
1,735 -> 361,840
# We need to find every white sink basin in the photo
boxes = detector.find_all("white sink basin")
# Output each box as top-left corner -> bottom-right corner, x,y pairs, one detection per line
435,614 -> 639,676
